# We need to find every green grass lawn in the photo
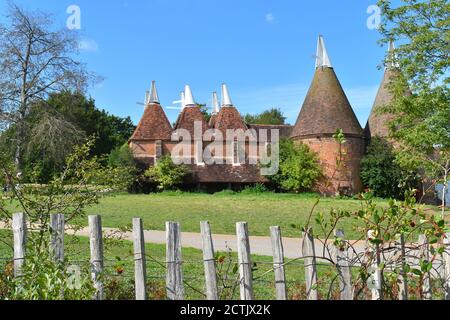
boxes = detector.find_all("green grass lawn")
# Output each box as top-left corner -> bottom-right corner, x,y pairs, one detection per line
81,191 -> 442,239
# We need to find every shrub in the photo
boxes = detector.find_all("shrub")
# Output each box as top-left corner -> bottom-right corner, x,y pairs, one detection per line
360,137 -> 418,199
267,139 -> 322,193
108,143 -> 138,191
144,155 -> 189,191
240,183 -> 269,194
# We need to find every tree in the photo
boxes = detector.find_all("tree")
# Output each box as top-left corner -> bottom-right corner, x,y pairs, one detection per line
377,0 -> 449,213
0,91 -> 135,182
360,137 -> 418,199
267,139 -> 322,193
145,155 -> 189,190
244,108 -> 286,125
0,4 -> 94,168
42,91 -> 135,156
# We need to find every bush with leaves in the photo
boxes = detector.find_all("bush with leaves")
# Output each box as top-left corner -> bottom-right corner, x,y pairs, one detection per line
108,143 -> 138,191
308,190 -> 449,299
361,137 -> 418,199
267,139 -> 322,193
144,155 -> 189,191
8,236 -> 95,300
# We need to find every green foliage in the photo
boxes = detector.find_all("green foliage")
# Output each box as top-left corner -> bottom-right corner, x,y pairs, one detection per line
312,190 -> 447,299
377,0 -> 449,213
144,155 -> 189,191
108,144 -> 138,190
240,183 -> 269,195
8,236 -> 95,300
361,137 -> 418,199
0,91 -> 136,183
267,139 -> 322,193
244,108 -> 286,125
0,137 -> 128,233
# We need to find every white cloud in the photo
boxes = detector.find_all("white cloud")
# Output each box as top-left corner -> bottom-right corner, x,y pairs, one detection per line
265,13 -> 275,24
78,38 -> 99,52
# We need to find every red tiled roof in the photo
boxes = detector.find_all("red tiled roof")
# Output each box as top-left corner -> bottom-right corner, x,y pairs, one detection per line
291,67 -> 363,138
174,106 -> 208,137
214,106 -> 248,136
365,68 -> 402,139
130,103 -> 173,141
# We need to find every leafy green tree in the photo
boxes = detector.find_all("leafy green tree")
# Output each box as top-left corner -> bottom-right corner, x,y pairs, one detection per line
244,108 -> 286,125
376,0 -> 449,213
267,139 -> 322,193
0,91 -> 135,183
108,143 -> 138,190
145,155 -> 189,191
360,137 -> 418,199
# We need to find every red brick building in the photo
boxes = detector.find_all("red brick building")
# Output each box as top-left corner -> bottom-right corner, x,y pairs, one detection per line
129,36 -> 394,195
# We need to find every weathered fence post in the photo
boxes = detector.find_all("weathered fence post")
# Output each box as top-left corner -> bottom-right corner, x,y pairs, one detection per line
236,222 -> 253,300
89,215 -> 104,300
419,234 -> 432,300
50,213 -> 65,263
334,229 -> 353,300
396,233 -> 408,300
367,230 -> 382,300
12,212 -> 26,277
270,226 -> 287,300
133,217 -> 147,300
166,221 -> 184,300
302,227 -> 318,300
200,221 -> 218,300
444,233 -> 450,300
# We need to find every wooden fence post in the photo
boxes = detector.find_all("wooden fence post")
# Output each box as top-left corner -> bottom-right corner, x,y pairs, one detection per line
444,233 -> 450,300
200,221 -> 218,300
89,215 -> 104,300
334,229 -> 353,300
367,230 -> 383,300
302,227 -> 318,300
12,212 -> 26,277
133,218 -> 147,300
166,221 -> 184,300
396,233 -> 408,300
270,226 -> 287,300
419,234 -> 432,300
236,222 -> 253,300
50,213 -> 65,263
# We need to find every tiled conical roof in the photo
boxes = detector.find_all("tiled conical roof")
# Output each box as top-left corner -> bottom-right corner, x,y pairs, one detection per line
364,68 -> 400,139
291,37 -> 363,138
174,85 -> 208,136
214,84 -> 247,135
174,106 -> 208,136
365,42 -> 406,139
130,82 -> 173,141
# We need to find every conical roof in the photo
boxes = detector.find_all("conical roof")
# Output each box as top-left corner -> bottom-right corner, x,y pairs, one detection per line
364,68 -> 400,139
365,42 -> 405,139
173,85 -> 208,136
130,82 -> 173,141
174,106 -> 208,136
292,36 -> 362,138
214,84 -> 247,135
291,67 -> 363,138
130,103 -> 173,141
214,106 -> 248,135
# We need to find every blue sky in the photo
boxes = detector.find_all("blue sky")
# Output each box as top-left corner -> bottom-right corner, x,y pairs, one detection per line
0,0 -> 393,127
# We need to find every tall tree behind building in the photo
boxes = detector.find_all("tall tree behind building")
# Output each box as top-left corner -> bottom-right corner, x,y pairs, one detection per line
377,0 -> 449,211
0,4 -> 95,169
244,108 -> 286,125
